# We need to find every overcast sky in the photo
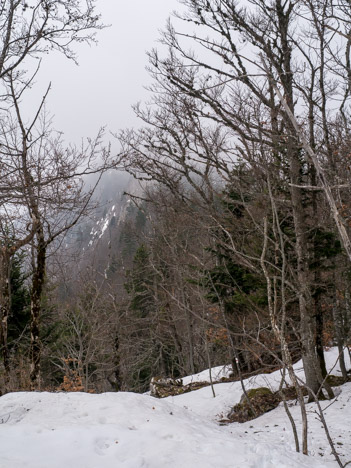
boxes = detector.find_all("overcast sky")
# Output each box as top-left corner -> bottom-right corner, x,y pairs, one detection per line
27,0 -> 181,145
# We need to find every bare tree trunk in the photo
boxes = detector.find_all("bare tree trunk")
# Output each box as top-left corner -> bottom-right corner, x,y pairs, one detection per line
261,53 -> 351,263
30,228 -> 46,391
333,296 -> 348,380
289,137 -> 330,398
315,300 -> 327,378
261,54 -> 334,400
261,215 -> 309,454
182,290 -> 195,375
0,250 -> 11,392
311,168 -> 328,379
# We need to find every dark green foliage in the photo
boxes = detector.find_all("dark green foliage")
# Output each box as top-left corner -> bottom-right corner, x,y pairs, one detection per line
204,259 -> 266,314
135,209 -> 146,231
8,253 -> 30,347
125,244 -> 155,317
309,228 -> 342,270
118,205 -> 146,263
221,189 -> 247,219
123,243 -> 185,392
201,184 -> 267,313
123,244 -> 156,391
119,221 -> 137,260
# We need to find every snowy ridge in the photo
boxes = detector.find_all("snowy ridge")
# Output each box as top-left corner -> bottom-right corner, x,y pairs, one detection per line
80,174 -> 141,252
0,348 -> 349,468
87,203 -> 117,247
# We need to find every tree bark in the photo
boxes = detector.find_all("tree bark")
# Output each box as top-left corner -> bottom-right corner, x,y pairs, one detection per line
30,228 -> 46,391
0,249 -> 11,392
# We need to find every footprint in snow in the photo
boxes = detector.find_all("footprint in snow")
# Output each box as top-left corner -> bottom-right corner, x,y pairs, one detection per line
94,437 -> 111,455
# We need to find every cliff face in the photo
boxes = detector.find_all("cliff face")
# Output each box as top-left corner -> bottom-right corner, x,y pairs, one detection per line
62,171 -> 145,281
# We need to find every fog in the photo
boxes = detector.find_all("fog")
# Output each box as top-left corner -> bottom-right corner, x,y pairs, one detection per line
23,0 -> 181,144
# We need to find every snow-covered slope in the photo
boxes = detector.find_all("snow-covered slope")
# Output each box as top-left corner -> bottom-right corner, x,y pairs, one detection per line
167,348 -> 350,465
0,348 -> 349,468
80,173 -> 142,251
61,172 -> 144,278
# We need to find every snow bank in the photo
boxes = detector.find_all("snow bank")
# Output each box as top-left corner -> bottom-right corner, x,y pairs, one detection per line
0,391 -> 334,468
182,364 -> 233,385
168,348 -> 350,420
0,348 -> 349,468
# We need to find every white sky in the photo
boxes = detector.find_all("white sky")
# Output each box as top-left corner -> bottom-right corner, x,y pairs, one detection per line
26,0 -> 181,144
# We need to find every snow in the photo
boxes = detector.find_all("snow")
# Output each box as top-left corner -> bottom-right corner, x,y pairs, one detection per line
0,348 -> 349,468
99,218 -> 109,238
182,364 -> 233,385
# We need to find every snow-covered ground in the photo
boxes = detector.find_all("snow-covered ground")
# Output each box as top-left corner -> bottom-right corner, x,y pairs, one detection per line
0,348 -> 349,468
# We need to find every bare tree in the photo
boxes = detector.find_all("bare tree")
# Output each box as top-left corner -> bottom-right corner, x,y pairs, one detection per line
0,0 -> 110,393
120,0 -> 351,398
0,0 -> 101,81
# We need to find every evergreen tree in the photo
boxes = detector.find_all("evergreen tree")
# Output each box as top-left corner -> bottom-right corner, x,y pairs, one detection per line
8,253 -> 30,348
125,244 -> 155,318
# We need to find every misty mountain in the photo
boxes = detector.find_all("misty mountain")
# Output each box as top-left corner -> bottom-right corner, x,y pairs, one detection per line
63,170 -> 146,280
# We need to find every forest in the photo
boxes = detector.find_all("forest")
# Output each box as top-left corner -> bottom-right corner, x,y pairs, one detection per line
1,0 -> 351,462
